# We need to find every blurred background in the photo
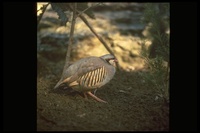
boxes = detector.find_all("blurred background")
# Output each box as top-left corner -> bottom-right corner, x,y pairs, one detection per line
37,2 -> 169,131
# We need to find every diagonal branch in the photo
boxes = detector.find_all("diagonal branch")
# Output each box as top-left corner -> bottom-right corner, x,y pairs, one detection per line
37,3 -> 50,26
68,5 -> 120,70
79,14 -> 115,56
76,3 -> 101,18
78,13 -> 120,69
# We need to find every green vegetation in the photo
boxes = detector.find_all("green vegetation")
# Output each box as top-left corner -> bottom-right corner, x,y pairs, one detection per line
140,3 -> 170,104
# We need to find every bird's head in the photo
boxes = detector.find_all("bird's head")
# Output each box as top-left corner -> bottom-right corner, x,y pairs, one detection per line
100,54 -> 118,67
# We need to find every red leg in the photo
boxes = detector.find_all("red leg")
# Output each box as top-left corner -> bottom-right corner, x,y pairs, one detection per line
86,91 -> 108,103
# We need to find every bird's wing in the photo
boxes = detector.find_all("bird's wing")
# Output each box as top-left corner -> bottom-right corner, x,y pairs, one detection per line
60,57 -> 107,84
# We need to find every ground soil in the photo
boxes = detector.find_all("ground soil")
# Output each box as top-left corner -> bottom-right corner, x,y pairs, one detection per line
37,67 -> 169,131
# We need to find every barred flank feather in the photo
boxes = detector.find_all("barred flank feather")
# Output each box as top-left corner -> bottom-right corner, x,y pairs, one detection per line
78,66 -> 108,88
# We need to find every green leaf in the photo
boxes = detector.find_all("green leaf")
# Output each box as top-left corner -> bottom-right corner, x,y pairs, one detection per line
51,3 -> 69,26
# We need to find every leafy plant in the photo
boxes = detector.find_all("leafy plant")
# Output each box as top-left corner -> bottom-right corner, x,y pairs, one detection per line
140,3 -> 170,104
50,3 -> 96,26
142,3 -> 170,63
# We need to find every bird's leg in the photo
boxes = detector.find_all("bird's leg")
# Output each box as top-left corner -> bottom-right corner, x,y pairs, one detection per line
63,86 -> 68,90
86,91 -> 108,103
83,92 -> 88,99
93,89 -> 97,95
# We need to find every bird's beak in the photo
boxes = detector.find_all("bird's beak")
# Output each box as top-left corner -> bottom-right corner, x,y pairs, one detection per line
114,59 -> 118,63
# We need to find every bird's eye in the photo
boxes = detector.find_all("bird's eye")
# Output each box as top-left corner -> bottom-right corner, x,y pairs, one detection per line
107,58 -> 117,66
110,58 -> 118,63
106,58 -> 113,62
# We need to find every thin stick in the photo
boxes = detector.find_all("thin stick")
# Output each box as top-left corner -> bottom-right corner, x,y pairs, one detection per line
63,3 -> 77,72
37,3 -> 50,26
76,3 -> 101,18
79,14 -> 115,56
79,14 -> 120,69
80,14 -> 120,69
69,5 -> 120,70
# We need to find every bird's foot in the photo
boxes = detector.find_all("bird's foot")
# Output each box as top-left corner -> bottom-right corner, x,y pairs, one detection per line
63,86 -> 68,90
86,91 -> 108,103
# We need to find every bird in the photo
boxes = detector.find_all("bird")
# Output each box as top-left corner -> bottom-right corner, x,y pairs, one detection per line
53,54 -> 118,103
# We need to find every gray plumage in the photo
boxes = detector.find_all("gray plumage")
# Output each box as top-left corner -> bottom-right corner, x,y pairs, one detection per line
54,54 -> 118,103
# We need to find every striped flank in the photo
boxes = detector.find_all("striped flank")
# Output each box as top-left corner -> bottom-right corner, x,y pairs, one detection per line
78,66 -> 107,87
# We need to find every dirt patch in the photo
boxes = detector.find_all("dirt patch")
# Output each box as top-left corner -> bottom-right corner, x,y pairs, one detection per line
37,59 -> 169,131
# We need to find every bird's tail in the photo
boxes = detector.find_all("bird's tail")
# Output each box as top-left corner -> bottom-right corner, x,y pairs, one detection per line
53,79 -> 63,89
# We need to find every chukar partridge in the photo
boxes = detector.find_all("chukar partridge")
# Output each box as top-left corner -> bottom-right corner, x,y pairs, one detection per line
54,54 -> 118,103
